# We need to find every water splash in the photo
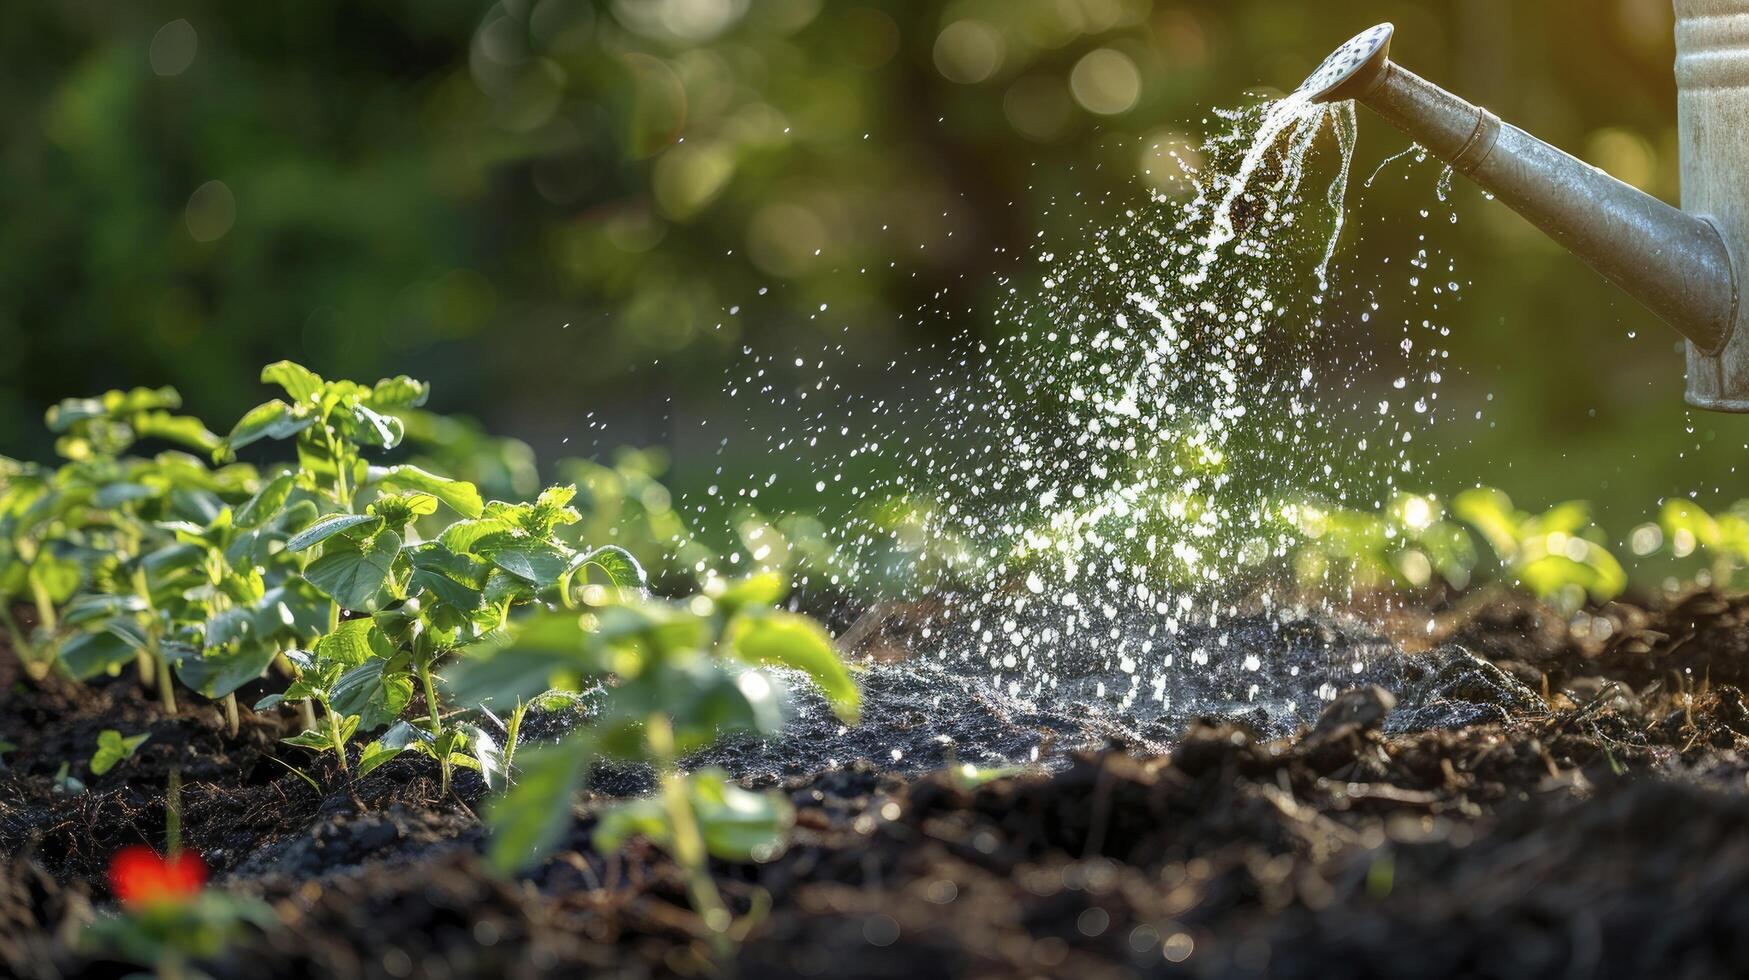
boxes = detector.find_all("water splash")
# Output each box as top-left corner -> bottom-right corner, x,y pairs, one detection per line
1190,92 -> 1348,289
685,91 -> 1457,729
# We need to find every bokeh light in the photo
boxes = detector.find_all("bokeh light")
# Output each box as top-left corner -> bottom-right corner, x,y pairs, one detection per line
1070,48 -> 1141,115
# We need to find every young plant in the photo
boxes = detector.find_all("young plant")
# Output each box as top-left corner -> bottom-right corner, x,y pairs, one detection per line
91,730 -> 151,776
1453,487 -> 1626,612
1287,492 -> 1477,594
209,364 -> 643,789
2,387 -> 255,710
446,572 -> 859,955
1656,498 -> 1749,586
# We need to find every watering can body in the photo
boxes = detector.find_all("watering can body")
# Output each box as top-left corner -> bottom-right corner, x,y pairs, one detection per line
1305,6 -> 1749,411
1678,0 -> 1749,408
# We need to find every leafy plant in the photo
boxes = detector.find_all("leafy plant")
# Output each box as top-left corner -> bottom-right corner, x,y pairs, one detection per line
1288,492 -> 1476,594
91,729 -> 151,776
1453,487 -> 1626,611
1656,498 -> 1749,586
446,571 -> 859,954
0,362 -> 696,808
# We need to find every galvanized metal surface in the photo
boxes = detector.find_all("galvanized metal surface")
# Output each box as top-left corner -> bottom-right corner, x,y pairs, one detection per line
1304,17 -> 1749,411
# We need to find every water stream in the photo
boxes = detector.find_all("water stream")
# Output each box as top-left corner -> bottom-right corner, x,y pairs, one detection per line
688,91 -> 1462,761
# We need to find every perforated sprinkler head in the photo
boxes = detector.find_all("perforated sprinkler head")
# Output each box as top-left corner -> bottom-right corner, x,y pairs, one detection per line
1299,23 -> 1394,104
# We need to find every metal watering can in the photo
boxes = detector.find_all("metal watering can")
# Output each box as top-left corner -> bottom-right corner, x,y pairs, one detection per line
1301,7 -> 1748,411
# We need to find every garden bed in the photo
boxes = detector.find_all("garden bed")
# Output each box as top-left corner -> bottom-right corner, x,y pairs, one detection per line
7,587 -> 1749,978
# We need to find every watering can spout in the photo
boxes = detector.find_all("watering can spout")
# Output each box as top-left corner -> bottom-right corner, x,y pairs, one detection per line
1301,23 -> 1744,403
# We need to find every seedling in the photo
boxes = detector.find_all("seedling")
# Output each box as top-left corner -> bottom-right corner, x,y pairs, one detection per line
1453,487 -> 1625,612
1288,492 -> 1476,594
91,729 -> 151,776
51,762 -> 85,795
447,571 -> 860,955
1656,498 -> 1749,586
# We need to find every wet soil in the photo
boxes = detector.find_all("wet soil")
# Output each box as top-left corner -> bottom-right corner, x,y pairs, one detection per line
7,588 -> 1749,978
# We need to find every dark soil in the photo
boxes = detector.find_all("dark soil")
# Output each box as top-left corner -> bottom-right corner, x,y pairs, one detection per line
8,588 -> 1749,978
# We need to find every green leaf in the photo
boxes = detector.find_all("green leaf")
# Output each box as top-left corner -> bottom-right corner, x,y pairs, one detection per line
330,655 -> 413,731
61,593 -> 146,627
358,720 -> 430,776
27,552 -> 83,604
235,473 -> 296,529
90,729 -> 151,776
220,400 -> 314,456
284,714 -> 359,754
594,769 -> 791,862
475,533 -> 573,586
368,491 -> 438,529
408,545 -> 492,617
260,361 -> 324,403
305,531 -> 401,611
312,619 -> 394,669
444,645 -> 595,710
1534,501 -> 1593,537
373,465 -> 483,518
606,658 -> 784,755
47,387 -> 182,432
563,546 -> 647,599
174,643 -> 281,699
711,572 -> 789,616
51,762 -> 85,795
93,482 -> 157,509
368,376 -> 430,409
437,517 -> 519,555
45,397 -> 110,433
486,733 -> 590,873
60,622 -> 147,680
357,743 -> 403,776
286,513 -> 382,552
131,412 -> 222,454
688,770 -> 793,861
461,722 -> 505,788
1452,487 -> 1522,559
591,797 -> 670,853
726,610 -> 860,724
345,404 -> 404,451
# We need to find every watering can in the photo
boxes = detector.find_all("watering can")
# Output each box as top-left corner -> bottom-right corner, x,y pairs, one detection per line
1300,10 -> 1749,410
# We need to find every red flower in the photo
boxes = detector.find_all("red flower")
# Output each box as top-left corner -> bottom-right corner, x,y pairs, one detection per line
108,846 -> 207,908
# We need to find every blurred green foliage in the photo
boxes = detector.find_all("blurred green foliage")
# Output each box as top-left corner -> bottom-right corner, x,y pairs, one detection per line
0,0 -> 1737,546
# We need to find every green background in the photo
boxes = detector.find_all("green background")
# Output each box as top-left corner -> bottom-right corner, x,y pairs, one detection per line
0,0 -> 1734,543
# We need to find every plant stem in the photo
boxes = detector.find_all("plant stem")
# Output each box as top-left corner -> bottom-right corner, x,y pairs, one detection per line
133,567 -> 176,714
326,433 -> 353,509
416,654 -> 451,797
154,641 -> 177,715
166,767 -> 183,856
503,700 -> 527,783
26,575 -> 57,633
326,704 -> 351,775
223,692 -> 240,737
648,713 -> 732,957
